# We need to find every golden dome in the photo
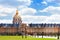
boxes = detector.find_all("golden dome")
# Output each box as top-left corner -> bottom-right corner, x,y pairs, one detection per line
13,9 -> 22,25
14,9 -> 21,19
16,9 -> 18,15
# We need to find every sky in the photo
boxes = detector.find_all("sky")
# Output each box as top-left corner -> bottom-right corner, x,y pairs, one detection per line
0,0 -> 60,24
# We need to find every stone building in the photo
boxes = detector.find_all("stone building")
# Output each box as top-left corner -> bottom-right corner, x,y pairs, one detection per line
0,9 -> 60,35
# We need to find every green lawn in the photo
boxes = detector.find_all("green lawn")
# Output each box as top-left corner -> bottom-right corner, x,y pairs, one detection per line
0,36 -> 57,40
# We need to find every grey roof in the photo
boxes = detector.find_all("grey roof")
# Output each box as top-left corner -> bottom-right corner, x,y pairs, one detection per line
0,24 -> 19,28
29,23 -> 60,28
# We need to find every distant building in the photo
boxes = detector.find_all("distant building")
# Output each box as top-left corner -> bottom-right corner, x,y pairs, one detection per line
0,9 -> 60,35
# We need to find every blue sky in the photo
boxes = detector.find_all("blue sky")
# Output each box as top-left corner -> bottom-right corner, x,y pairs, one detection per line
0,0 -> 60,24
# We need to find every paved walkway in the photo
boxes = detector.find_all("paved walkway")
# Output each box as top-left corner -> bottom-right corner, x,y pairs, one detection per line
33,36 -> 57,39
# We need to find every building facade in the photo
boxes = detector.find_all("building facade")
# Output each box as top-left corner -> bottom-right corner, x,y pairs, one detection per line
0,10 -> 60,35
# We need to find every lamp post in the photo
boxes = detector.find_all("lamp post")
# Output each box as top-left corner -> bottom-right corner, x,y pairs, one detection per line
25,25 -> 27,38
57,25 -> 59,39
41,23 -> 44,38
42,32 -> 44,38
22,31 -> 23,38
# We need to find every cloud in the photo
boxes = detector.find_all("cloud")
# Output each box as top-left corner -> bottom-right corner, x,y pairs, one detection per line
43,0 -> 60,6
0,5 -> 37,18
0,0 -> 33,17
21,15 -> 47,24
21,14 -> 60,24
0,5 -> 16,17
0,0 -> 33,8
44,0 -> 55,2
37,6 -> 60,23
1,14 -> 60,24
0,13 -> 7,16
19,8 -> 37,15
0,5 -> 37,24
0,0 -> 60,24
39,6 -> 60,14
0,5 -> 60,24
0,3 -> 60,24
41,1 -> 47,5
0,20 -> 12,24
45,14 -> 60,23
18,6 -> 28,9
0,5 -> 16,13
17,0 -> 32,6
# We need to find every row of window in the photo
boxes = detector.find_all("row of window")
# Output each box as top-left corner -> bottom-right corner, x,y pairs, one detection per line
0,24 -> 19,27
29,24 -> 60,27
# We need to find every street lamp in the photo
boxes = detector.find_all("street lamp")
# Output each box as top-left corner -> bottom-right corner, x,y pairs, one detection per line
57,25 -> 59,39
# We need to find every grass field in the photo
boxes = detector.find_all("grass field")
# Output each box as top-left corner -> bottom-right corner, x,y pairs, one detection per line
0,36 -> 57,40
